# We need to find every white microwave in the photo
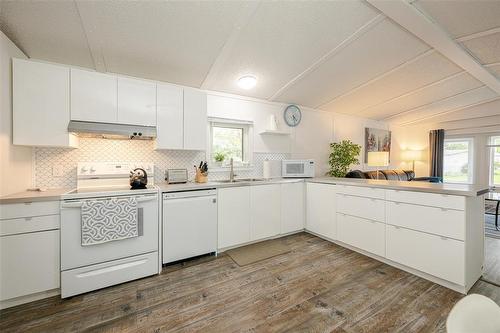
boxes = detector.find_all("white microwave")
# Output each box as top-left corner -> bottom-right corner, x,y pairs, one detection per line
282,159 -> 315,178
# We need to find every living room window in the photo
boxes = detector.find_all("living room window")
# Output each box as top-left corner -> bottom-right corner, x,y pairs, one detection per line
489,136 -> 500,187
443,138 -> 474,184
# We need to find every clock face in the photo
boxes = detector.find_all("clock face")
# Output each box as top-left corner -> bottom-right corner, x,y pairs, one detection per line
284,105 -> 302,127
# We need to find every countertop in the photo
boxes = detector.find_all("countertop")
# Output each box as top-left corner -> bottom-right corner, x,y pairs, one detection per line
0,188 -> 73,204
308,177 -> 490,197
0,177 -> 489,204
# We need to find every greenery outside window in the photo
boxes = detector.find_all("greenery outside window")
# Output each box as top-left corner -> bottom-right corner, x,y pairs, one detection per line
208,120 -> 252,168
490,136 -> 500,187
443,138 -> 474,184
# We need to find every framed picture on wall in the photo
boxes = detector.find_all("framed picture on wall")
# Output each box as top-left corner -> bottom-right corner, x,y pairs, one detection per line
364,127 -> 391,162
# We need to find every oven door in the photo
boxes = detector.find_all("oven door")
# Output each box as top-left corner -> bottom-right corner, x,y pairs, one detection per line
60,194 -> 158,271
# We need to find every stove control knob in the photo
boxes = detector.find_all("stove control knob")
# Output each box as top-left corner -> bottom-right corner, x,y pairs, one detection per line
90,167 -> 96,173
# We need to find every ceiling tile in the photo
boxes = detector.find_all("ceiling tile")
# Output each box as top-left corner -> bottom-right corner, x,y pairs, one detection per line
360,72 -> 483,119
322,51 -> 462,114
204,0 -> 379,99
386,86 -> 498,125
461,32 -> 500,65
276,18 -> 430,108
0,1 -> 93,68
416,0 -> 500,38
423,98 -> 500,125
75,1 -> 250,87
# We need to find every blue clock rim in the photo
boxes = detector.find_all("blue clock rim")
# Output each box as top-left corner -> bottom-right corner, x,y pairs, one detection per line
284,104 -> 301,127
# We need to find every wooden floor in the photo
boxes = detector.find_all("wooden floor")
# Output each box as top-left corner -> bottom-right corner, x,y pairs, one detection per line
484,236 -> 500,286
1,233 -> 499,333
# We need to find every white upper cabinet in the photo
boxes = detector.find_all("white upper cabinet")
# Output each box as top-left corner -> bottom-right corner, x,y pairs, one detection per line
70,68 -> 117,123
156,83 -> 183,150
156,85 -> 207,150
117,77 -> 156,126
183,88 -> 207,150
13,59 -> 77,148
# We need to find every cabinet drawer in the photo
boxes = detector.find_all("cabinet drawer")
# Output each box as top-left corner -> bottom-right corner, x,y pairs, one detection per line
61,252 -> 157,298
0,230 -> 60,301
0,201 -> 60,220
337,185 -> 385,199
336,194 -> 385,222
386,201 -> 464,240
0,215 -> 59,236
337,213 -> 385,257
386,190 -> 465,210
386,225 -> 464,285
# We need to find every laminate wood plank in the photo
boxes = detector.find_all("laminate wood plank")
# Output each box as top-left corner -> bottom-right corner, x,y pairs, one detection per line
0,232 -> 499,333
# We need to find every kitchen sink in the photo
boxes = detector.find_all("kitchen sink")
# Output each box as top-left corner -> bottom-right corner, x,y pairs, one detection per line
216,178 -> 267,183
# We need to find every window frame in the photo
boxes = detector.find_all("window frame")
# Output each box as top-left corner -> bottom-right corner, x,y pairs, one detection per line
207,119 -> 253,170
443,137 -> 474,185
489,135 -> 500,187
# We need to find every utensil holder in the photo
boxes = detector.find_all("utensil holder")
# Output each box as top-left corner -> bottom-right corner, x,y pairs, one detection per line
195,169 -> 208,183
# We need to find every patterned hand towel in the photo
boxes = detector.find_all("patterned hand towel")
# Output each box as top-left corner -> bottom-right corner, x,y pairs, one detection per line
81,197 -> 138,246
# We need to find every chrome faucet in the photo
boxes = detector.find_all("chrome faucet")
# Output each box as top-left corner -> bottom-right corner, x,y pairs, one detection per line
229,158 -> 236,182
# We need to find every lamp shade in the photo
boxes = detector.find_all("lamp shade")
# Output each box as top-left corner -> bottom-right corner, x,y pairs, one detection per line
367,151 -> 389,167
401,149 -> 423,161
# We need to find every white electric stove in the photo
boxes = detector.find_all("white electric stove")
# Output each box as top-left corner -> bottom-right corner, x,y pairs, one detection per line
60,162 -> 160,298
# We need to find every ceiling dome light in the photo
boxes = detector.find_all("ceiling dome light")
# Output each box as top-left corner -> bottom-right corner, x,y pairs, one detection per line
237,75 -> 257,90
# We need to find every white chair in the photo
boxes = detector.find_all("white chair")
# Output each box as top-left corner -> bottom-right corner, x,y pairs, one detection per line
447,294 -> 500,333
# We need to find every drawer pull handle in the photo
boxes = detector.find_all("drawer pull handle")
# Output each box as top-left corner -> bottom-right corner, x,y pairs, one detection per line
24,202 -> 32,205
441,236 -> 448,241
25,217 -> 32,221
440,208 -> 448,212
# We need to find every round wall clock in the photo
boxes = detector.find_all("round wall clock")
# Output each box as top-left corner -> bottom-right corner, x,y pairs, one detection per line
284,105 -> 302,127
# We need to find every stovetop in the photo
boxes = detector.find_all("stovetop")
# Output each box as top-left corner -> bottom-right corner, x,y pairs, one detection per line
62,186 -> 158,200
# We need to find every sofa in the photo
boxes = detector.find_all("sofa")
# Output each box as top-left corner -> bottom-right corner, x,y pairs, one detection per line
345,169 -> 441,182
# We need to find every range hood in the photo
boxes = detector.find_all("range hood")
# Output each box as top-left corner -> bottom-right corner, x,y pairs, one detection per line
68,121 -> 156,140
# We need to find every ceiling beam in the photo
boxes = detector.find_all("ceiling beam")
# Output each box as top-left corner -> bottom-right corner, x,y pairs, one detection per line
200,2 -> 260,90
74,0 -> 106,72
366,0 -> 500,95
268,14 -> 385,101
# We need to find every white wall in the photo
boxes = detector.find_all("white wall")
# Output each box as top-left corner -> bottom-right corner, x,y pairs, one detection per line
0,31 -> 32,196
207,92 -> 335,176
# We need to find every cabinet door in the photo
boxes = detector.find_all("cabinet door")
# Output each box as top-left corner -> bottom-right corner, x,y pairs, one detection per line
281,182 -> 305,234
156,83 -> 184,149
306,183 -> 336,239
218,187 -> 251,249
0,230 -> 60,301
337,213 -> 385,257
183,88 -> 207,150
13,59 -> 77,147
117,77 -> 156,126
251,184 -> 281,241
71,68 -> 117,123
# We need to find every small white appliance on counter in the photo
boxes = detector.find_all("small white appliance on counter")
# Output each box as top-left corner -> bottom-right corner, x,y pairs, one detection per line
60,162 -> 159,298
282,159 -> 315,178
163,189 -> 217,264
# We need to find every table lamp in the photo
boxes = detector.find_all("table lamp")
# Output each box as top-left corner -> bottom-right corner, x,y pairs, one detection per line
367,151 -> 389,180
402,149 -> 423,171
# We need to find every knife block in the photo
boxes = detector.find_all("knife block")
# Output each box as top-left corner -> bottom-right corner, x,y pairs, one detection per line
195,169 -> 208,183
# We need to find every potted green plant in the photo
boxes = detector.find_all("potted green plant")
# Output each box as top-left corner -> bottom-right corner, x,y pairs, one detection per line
327,140 -> 361,177
214,152 -> 225,167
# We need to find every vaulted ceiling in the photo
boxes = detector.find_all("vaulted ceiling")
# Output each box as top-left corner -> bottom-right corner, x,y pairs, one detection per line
0,0 -> 499,127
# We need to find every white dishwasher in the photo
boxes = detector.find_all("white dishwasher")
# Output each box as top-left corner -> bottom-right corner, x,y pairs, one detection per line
162,189 -> 217,264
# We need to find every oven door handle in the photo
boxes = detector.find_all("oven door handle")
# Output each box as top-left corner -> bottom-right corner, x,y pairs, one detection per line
61,195 -> 157,208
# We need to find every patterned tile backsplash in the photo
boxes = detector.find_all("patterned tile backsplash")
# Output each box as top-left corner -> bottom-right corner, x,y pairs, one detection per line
34,138 -> 289,188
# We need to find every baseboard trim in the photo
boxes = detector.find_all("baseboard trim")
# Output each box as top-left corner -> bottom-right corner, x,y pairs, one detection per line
0,289 -> 60,310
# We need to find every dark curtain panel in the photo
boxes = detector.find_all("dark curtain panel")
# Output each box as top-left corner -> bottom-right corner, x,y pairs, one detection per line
429,129 -> 444,179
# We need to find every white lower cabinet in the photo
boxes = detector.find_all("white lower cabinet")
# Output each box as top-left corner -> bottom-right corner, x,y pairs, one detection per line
336,194 -> 385,222
217,187 -> 251,249
0,230 -> 60,301
386,224 -> 465,285
337,213 -> 385,257
281,182 -> 305,234
250,184 -> 281,241
306,183 -> 336,239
